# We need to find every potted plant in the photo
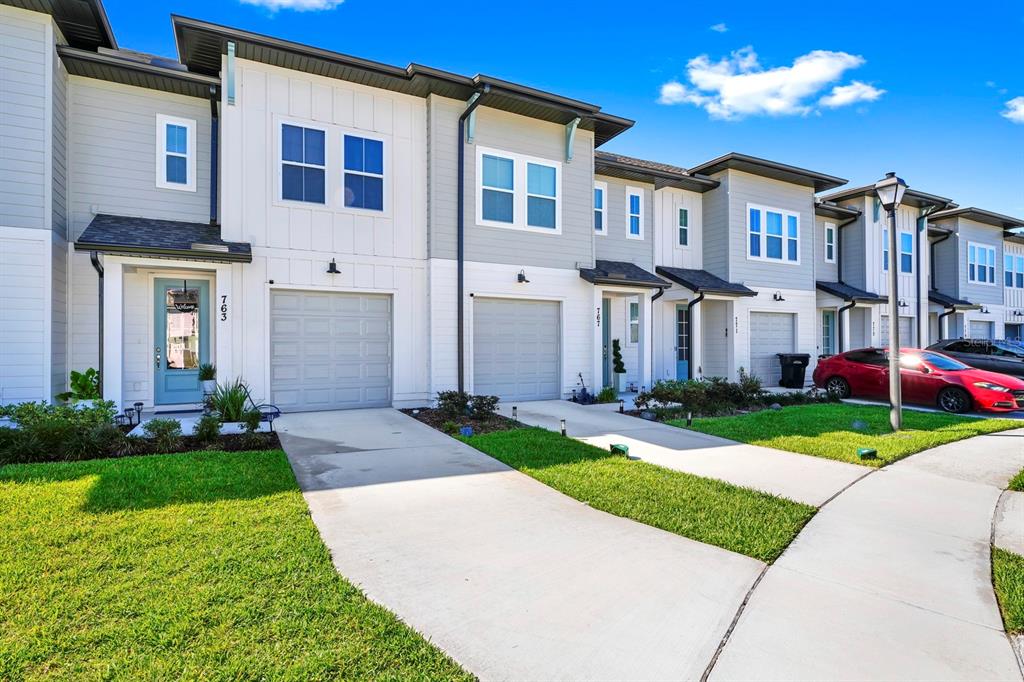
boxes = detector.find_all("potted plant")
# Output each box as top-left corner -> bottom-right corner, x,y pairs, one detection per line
611,339 -> 626,393
56,368 -> 102,408
198,363 -> 217,395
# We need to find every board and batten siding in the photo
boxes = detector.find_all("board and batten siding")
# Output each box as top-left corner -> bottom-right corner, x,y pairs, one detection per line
428,96 -> 595,271
1004,239 -> 1024,319
66,77 -> 212,239
700,172 -> 730,279
956,218 -> 1004,306
594,174 -> 653,271
653,186 -> 703,270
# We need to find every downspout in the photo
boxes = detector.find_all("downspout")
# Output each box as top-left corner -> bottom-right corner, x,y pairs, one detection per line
209,86 -> 219,225
89,251 -> 104,392
456,85 -> 490,392
938,306 -> 957,339
685,292 -> 705,380
838,300 -> 857,353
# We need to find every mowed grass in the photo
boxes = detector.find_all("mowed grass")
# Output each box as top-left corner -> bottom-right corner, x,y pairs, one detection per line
0,450 -> 470,681
993,548 -> 1024,634
462,427 -> 815,563
676,404 -> 1021,467
1009,467 -> 1024,492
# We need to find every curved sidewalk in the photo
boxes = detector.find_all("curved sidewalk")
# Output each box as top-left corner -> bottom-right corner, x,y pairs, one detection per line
710,428 -> 1024,680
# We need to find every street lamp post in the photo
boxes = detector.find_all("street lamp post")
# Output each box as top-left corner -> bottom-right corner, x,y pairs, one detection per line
874,172 -> 908,431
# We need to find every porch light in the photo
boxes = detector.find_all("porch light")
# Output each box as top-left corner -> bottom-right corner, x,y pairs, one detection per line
898,298 -> 908,308
873,172 -> 907,212
327,259 -> 340,274
517,270 -> 530,284
981,306 -> 990,314
773,291 -> 785,302
560,419 -> 566,436
875,172 -> 909,431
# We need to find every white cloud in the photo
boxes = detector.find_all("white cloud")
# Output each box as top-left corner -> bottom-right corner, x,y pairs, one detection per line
1003,97 -> 1024,123
710,23 -> 728,33
819,81 -> 885,108
240,0 -> 343,11
658,46 -> 880,120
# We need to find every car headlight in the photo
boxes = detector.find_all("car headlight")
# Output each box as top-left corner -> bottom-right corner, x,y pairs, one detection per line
973,381 -> 1011,392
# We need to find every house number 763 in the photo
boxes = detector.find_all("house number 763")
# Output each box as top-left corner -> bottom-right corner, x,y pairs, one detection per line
220,295 -> 228,321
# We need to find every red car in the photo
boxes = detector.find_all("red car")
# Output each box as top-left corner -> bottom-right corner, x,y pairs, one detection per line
813,347 -> 1024,413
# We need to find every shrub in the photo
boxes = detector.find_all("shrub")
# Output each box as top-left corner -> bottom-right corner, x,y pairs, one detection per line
143,418 -> 182,452
0,401 -> 118,464
198,363 -> 217,381
436,391 -> 471,418
441,421 -> 459,435
55,368 -> 102,403
88,423 -> 134,458
193,415 -> 222,445
595,386 -> 618,403
470,395 -> 499,420
612,339 -> 625,375
211,379 -> 250,422
241,409 -> 262,433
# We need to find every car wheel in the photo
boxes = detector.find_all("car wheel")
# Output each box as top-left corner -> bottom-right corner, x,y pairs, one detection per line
824,376 -> 851,398
938,387 -> 971,414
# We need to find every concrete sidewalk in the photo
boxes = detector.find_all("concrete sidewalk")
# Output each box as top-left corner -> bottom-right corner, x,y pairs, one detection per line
277,409 -> 763,681
500,400 -> 868,506
710,428 -> 1024,681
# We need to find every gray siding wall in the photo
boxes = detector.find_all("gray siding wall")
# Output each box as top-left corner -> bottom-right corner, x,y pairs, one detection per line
68,77 -> 211,239
957,218 -> 1005,305
52,50 -> 67,238
594,174 -> 654,271
0,6 -> 47,229
840,213 -> 867,289
815,216 -> 838,283
51,236 -> 67,398
427,95 -> 594,270
701,172 -> 730,279
931,223 -> 958,296
725,170 -> 815,290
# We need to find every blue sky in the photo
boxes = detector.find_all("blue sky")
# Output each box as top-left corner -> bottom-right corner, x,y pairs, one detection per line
107,0 -> 1023,215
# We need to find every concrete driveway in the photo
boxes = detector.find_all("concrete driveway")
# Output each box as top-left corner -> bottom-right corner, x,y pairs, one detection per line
277,409 -> 763,681
501,400 -> 868,506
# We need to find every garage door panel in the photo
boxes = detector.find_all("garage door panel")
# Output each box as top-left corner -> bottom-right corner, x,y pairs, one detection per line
270,291 -> 392,411
474,298 -> 560,401
970,320 -> 992,339
750,312 -> 795,386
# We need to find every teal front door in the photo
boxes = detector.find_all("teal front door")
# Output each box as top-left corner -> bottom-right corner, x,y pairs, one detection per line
602,298 -> 612,387
676,304 -> 690,380
154,278 -> 210,405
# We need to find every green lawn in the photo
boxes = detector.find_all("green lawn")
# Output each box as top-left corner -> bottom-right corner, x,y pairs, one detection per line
675,404 -> 1021,467
994,548 -> 1024,634
1009,467 -> 1024,492
0,450 -> 469,681
462,427 -> 815,563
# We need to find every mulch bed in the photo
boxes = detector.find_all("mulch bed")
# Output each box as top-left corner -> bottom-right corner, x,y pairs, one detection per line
401,408 -> 520,436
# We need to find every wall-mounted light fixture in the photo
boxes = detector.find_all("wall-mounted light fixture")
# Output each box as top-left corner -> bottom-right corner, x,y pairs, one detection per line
517,270 -> 530,284
1015,310 -> 1024,317
327,258 -> 340,274
981,306 -> 990,315
773,291 -> 785,302
898,298 -> 908,308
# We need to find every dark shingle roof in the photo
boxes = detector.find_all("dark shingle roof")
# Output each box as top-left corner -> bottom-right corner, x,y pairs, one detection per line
815,281 -> 885,303
579,260 -> 668,289
595,151 -> 689,176
929,290 -> 980,310
594,151 -> 719,193
655,267 -> 757,297
75,214 -> 252,263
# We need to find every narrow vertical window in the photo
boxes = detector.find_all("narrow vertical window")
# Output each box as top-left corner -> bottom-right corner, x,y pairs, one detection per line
343,134 -> 384,210
900,232 -> 913,273
766,211 -> 784,259
822,310 -> 836,356
749,208 -> 761,257
526,162 -> 557,229
824,223 -> 836,263
627,189 -> 643,238
628,300 -> 639,343
883,228 -> 890,271
481,154 -> 514,223
678,208 -> 689,246
281,123 -> 326,204
1016,256 -> 1024,287
156,115 -> 196,192
593,182 -> 606,233
1006,255 -> 1014,288
787,215 -> 799,262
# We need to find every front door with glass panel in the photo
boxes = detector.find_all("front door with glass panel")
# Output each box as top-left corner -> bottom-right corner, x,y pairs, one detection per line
821,310 -> 836,356
154,278 -> 210,405
601,298 -> 612,387
676,304 -> 690,379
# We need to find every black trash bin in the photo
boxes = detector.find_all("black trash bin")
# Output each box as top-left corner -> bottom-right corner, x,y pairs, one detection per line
776,353 -> 811,388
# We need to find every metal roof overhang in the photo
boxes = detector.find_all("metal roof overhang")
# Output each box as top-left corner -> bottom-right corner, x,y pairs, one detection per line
929,207 -> 1024,230
57,46 -> 219,99
2,0 -> 116,49
688,152 -> 847,192
821,185 -> 958,211
74,240 -> 252,264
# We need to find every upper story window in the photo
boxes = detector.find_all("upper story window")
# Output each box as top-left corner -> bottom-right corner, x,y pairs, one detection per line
678,208 -> 689,247
477,146 -> 561,232
1004,254 -> 1024,288
882,228 -> 889,270
748,204 -> 798,263
343,134 -> 384,211
627,188 -> 643,239
594,181 -> 607,234
156,115 -> 196,192
824,222 -> 836,263
628,300 -> 639,343
968,242 -> 996,285
281,123 -> 326,204
900,232 -> 913,273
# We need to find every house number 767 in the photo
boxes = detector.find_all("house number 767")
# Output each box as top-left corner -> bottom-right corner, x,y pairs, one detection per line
220,295 -> 228,321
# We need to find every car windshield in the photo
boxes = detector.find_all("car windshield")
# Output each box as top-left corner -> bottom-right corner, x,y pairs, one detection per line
920,351 -> 969,371
991,341 -> 1024,358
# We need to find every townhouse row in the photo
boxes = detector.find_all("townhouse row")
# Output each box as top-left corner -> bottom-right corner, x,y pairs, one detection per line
2,0 -> 1022,412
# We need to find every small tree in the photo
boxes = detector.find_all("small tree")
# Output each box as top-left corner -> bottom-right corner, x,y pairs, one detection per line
611,339 -> 626,391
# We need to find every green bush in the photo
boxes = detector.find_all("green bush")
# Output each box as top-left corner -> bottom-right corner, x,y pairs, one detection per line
634,374 -> 835,418
142,418 -> 182,452
55,368 -> 102,403
436,391 -> 471,418
211,379 -> 250,422
470,395 -> 499,419
198,363 -> 217,381
241,409 -> 262,433
441,421 -> 459,435
595,386 -> 618,403
88,423 -> 134,458
0,401 -> 118,464
193,415 -> 222,445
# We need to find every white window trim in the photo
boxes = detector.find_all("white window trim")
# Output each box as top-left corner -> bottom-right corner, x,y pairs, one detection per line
626,186 -> 644,240
824,222 -> 836,263
676,205 -> 691,250
627,300 -> 640,345
475,145 -> 562,234
275,118 -> 329,207
594,180 -> 607,235
747,203 -> 800,265
967,241 -> 997,286
1009,252 -> 1024,289
898,230 -> 914,274
882,227 -> 889,271
155,114 -> 196,192
340,129 -> 390,216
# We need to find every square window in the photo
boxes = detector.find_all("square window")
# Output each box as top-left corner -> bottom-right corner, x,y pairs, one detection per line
527,163 -> 556,197
166,124 -> 187,154
482,189 -> 514,223
283,124 -> 304,163
767,236 -> 783,259
528,196 -> 556,228
750,233 -> 761,257
304,129 -> 325,166
282,164 -> 304,202
166,155 -> 187,184
483,155 -> 514,190
630,215 -> 640,235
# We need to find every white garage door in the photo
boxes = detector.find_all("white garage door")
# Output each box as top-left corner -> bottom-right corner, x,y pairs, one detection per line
880,315 -> 915,347
473,298 -> 560,401
749,312 -> 795,386
969,320 -> 993,340
269,290 -> 391,411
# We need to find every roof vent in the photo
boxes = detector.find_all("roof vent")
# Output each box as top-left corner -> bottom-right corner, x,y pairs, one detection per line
191,243 -> 229,252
